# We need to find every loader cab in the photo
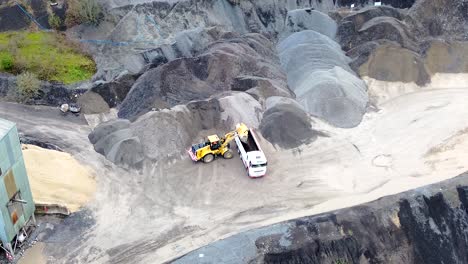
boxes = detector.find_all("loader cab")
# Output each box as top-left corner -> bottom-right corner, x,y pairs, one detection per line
207,135 -> 221,150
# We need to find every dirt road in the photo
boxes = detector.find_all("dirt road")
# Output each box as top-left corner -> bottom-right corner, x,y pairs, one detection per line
2,87 -> 468,263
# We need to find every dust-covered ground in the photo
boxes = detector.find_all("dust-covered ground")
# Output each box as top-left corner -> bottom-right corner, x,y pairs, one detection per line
2,81 -> 468,263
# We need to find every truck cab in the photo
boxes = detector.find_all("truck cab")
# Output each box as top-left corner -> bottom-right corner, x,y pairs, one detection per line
245,151 -> 267,177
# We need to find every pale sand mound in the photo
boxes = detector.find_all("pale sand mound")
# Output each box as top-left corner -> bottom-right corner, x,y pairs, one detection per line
359,41 -> 468,105
18,242 -> 46,264
22,145 -> 96,212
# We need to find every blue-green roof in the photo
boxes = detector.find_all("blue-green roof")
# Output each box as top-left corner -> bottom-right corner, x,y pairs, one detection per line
0,118 -> 14,140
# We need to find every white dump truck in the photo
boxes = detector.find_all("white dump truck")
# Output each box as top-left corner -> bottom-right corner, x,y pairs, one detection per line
234,127 -> 267,178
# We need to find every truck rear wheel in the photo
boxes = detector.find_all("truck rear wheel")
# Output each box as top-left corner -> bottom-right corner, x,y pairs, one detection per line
223,149 -> 234,159
203,154 -> 214,163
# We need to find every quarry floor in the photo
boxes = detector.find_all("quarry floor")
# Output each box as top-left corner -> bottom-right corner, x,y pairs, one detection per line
2,86 -> 468,263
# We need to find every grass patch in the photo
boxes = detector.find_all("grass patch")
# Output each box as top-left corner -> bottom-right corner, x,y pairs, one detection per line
0,31 -> 95,84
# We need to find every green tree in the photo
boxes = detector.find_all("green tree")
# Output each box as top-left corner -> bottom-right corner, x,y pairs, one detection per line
79,0 -> 102,25
48,14 -> 62,30
16,72 -> 41,101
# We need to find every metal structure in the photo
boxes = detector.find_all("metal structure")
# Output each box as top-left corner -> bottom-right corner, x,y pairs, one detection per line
0,118 -> 35,259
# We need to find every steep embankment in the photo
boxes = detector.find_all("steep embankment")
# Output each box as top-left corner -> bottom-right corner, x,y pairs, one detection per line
174,172 -> 468,264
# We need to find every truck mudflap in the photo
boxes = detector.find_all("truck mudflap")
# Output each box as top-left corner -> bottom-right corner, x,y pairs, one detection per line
187,148 -> 198,162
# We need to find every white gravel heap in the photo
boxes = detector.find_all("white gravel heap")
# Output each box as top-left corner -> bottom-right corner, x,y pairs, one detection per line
278,30 -> 368,127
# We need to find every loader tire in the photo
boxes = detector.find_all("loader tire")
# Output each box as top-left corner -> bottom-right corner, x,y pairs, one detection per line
223,149 -> 234,159
203,154 -> 214,163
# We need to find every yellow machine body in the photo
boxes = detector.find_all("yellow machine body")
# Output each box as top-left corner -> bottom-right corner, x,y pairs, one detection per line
188,123 -> 249,163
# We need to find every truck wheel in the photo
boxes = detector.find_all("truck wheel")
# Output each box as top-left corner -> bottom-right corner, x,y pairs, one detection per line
223,150 -> 234,159
203,154 -> 214,163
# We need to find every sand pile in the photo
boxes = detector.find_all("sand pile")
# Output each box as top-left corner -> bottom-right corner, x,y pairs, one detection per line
22,145 -> 96,212
278,30 -> 368,127
337,3 -> 468,105
359,40 -> 468,104
337,0 -> 468,104
260,96 -> 320,148
424,41 -> 468,74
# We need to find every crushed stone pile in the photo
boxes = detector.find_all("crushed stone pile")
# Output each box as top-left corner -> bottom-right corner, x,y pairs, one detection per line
91,92 -> 263,164
284,8 -> 337,39
217,92 -> 263,129
407,0 -> 468,41
260,96 -> 321,149
339,3 -> 468,83
119,33 -> 289,120
337,3 -> 468,104
278,30 -> 368,128
90,71 -> 139,107
88,119 -> 145,167
360,40 -> 468,104
75,0 -> 337,79
338,6 -> 416,52
77,91 -> 110,115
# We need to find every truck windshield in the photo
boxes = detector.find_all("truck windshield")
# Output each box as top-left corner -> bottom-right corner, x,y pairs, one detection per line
251,163 -> 267,168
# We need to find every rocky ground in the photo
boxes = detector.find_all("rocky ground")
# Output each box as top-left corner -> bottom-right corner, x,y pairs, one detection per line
174,171 -> 468,264
1,0 -> 468,263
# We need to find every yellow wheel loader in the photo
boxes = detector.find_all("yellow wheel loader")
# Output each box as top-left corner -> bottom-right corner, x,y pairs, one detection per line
187,123 -> 249,163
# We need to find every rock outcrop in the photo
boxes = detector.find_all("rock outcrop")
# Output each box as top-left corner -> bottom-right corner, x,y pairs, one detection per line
0,5 -> 30,32
0,73 -> 86,106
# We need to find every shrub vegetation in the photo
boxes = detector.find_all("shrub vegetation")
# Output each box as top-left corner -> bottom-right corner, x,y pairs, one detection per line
65,0 -> 102,27
0,31 -> 95,84
15,71 -> 41,102
48,14 -> 62,30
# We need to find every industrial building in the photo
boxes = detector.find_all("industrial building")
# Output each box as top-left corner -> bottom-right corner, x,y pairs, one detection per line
0,118 -> 35,258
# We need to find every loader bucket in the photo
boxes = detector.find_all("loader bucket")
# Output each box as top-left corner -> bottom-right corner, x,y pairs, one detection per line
236,123 -> 249,143
187,148 -> 198,162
